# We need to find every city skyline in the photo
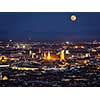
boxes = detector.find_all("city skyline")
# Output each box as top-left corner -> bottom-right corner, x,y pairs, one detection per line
0,12 -> 100,86
0,12 -> 100,41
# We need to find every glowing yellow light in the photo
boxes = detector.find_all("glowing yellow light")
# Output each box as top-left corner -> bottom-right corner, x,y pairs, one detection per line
60,50 -> 65,61
2,60 -> 6,63
12,67 -> 17,69
24,68 -> 29,70
4,56 -> 8,60
98,54 -> 100,57
22,45 -> 26,49
0,56 -> 2,61
71,15 -> 77,21
72,55 -> 74,58
85,53 -> 90,57
42,66 -> 47,69
91,49 -> 96,52
80,55 -> 84,58
81,46 -> 85,49
0,56 -> 8,63
47,51 -> 51,60
97,46 -> 100,49
83,60 -> 89,64
97,66 -> 100,70
58,63 -> 68,68
2,76 -> 8,80
74,46 -> 78,48
18,68 -> 21,70
84,60 -> 87,64
32,53 -> 35,59
29,50 -> 32,55
11,58 -> 15,60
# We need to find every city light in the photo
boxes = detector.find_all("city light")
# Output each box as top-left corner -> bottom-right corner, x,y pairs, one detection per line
60,50 -> 65,61
0,12 -> 100,87
0,56 -> 8,63
2,76 -> 8,80
65,50 -> 70,54
47,51 -> 51,60
22,45 -> 26,49
0,40 -> 100,86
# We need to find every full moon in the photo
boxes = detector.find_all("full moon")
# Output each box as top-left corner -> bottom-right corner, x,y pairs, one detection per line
70,15 -> 77,22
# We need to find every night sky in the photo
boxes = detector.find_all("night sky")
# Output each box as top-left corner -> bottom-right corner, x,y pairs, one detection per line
0,12 -> 100,41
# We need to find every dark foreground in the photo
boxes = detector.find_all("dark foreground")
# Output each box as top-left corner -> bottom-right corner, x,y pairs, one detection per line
0,67 -> 100,87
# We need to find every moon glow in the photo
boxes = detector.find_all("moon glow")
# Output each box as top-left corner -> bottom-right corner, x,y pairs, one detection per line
71,15 -> 77,22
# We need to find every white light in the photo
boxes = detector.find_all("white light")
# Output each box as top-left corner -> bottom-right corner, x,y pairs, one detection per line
71,15 -> 77,22
66,41 -> 69,44
9,40 -> 12,42
23,45 -> 25,49
66,50 -> 70,54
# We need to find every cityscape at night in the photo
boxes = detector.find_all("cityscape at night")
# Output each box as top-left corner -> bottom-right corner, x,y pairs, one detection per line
0,12 -> 100,87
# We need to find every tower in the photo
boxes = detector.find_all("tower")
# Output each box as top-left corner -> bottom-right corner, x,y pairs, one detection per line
47,51 -> 51,60
29,50 -> 32,56
60,50 -> 65,61
43,52 -> 47,59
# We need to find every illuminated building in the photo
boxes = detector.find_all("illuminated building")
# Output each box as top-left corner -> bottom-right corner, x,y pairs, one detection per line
43,52 -> 47,59
22,45 -> 26,49
85,53 -> 90,57
43,51 -> 59,61
11,61 -> 41,71
66,41 -> 69,44
97,46 -> 100,49
47,51 -> 51,60
83,60 -> 89,65
80,46 -> 85,49
97,66 -> 100,70
39,48 -> 41,53
2,76 -> 8,80
98,54 -> 100,57
0,65 -> 9,67
60,50 -> 65,61
0,56 -> 8,63
17,45 -> 20,48
91,49 -> 96,52
72,55 -> 74,58
93,40 -> 97,44
9,40 -> 12,42
0,56 -> 2,61
65,50 -> 70,54
74,46 -> 78,48
73,45 -> 85,49
29,50 -> 32,56
32,53 -> 36,59
58,62 -> 69,68
13,67 -> 39,71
